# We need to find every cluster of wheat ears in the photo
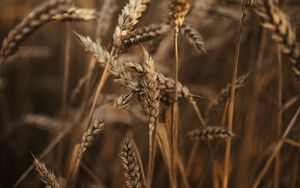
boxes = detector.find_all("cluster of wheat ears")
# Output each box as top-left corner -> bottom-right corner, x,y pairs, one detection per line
0,0 -> 300,187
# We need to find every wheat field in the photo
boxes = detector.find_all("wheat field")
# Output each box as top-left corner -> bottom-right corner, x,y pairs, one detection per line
0,0 -> 300,187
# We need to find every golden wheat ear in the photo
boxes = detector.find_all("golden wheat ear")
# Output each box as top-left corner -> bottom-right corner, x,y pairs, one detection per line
120,134 -> 146,188
187,126 -> 236,141
0,0 -> 71,66
256,0 -> 300,80
31,153 -> 60,188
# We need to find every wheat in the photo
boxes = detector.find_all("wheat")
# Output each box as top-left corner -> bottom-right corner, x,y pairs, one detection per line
96,0 -> 118,40
180,23 -> 206,54
170,0 -> 191,27
120,135 -> 146,188
78,117 -> 105,159
206,71 -> 250,121
33,157 -> 60,188
139,47 -> 160,125
76,34 -> 198,103
52,7 -> 97,22
256,0 -> 300,79
0,0 -> 71,66
187,126 -> 235,141
22,113 -> 63,133
119,23 -> 171,53
113,0 -> 151,48
115,90 -> 134,109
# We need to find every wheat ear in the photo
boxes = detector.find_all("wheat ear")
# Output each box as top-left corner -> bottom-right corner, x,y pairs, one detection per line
52,7 -> 97,22
33,156 -> 60,188
138,46 -> 160,187
120,134 -> 146,188
0,0 -> 71,65
187,126 -> 236,141
67,117 -> 104,186
113,0 -> 151,48
118,23 -> 171,53
180,22 -> 206,54
256,0 -> 300,79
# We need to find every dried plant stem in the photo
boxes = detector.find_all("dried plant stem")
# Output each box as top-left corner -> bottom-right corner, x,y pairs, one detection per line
86,48 -> 116,127
222,6 -> 246,188
284,138 -> 300,149
147,134 -> 157,188
274,45 -> 282,188
62,23 -> 71,115
171,26 -> 180,188
253,106 -> 300,188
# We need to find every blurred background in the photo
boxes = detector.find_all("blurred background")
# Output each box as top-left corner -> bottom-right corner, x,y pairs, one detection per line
0,0 -> 300,187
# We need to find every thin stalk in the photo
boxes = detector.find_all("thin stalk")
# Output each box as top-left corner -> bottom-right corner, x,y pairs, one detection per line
62,24 -> 71,115
274,45 -> 282,188
171,26 -> 180,188
253,106 -> 300,188
222,7 -> 247,188
284,138 -> 300,149
86,48 -> 116,127
147,121 -> 157,188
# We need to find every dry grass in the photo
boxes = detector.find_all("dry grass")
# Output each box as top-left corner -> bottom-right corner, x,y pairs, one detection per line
1,0 -> 300,188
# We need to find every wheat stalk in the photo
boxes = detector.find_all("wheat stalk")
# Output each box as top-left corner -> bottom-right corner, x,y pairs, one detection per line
138,47 -> 160,187
0,0 -> 71,65
187,126 -> 235,141
256,0 -> 300,79
33,157 -> 60,188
